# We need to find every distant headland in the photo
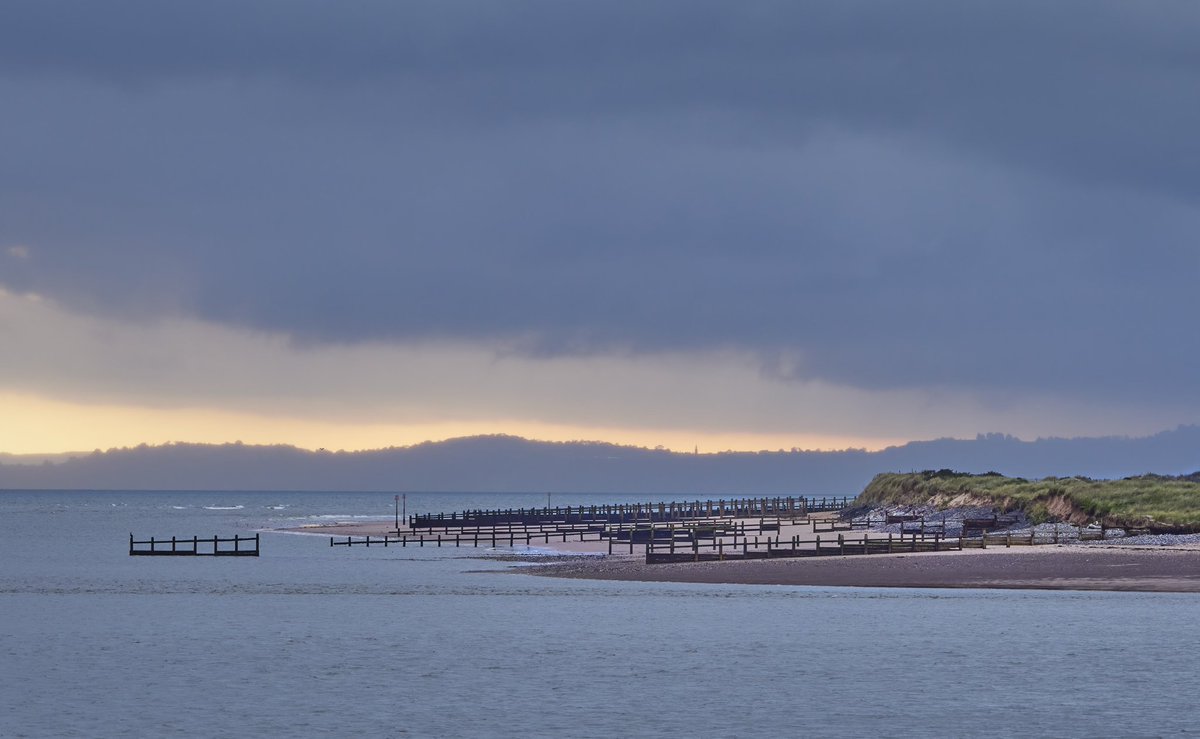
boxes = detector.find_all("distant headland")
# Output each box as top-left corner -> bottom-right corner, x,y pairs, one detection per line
859,470 -> 1200,533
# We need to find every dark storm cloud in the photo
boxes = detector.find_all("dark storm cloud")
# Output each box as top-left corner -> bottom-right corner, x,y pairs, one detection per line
2,1 -> 1198,403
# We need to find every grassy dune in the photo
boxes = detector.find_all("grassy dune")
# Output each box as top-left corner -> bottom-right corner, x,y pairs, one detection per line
858,470 -> 1200,532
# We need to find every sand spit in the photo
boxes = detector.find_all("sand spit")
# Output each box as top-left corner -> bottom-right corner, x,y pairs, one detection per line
521,546 -> 1200,593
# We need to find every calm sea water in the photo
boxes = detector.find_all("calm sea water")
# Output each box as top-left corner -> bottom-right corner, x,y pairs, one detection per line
2,490 -> 1197,738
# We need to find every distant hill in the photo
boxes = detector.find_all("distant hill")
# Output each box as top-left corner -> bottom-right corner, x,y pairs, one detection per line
1,426 -> 1199,494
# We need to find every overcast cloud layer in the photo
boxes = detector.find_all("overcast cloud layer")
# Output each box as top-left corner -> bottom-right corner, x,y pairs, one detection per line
2,2 -> 1199,438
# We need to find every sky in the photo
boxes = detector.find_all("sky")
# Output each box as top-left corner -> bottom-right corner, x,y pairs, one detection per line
1,1 -> 1198,455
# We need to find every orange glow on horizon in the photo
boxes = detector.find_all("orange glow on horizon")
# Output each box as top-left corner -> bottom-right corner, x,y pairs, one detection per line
0,393 -> 906,457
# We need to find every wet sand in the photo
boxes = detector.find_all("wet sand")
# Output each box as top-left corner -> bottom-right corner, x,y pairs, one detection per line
284,521 -> 398,536
522,546 -> 1200,592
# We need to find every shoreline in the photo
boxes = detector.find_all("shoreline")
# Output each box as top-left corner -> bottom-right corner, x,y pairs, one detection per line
283,520 -> 1200,592
519,546 -> 1200,593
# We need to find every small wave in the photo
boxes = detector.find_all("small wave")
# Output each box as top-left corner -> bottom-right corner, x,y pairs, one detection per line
271,527 -> 334,536
309,514 -> 390,520
171,506 -> 189,510
495,546 -> 606,559
266,505 -> 289,510
203,505 -> 245,510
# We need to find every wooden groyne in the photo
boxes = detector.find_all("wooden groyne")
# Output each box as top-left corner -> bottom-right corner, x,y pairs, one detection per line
646,532 -> 956,563
329,496 -> 1111,562
327,493 -> 1130,566
330,529 -> 610,548
408,496 -> 849,529
329,517 -> 798,552
329,496 -> 859,556
129,533 -> 260,556
643,526 -> 1094,564
962,529 -> 1077,548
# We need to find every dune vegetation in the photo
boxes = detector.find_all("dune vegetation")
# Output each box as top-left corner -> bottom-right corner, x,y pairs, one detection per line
857,470 -> 1200,532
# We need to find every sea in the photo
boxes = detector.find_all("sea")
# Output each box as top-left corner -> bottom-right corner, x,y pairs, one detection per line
2,490 -> 1197,738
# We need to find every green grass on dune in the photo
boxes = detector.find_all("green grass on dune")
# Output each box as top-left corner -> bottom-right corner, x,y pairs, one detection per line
858,470 -> 1200,531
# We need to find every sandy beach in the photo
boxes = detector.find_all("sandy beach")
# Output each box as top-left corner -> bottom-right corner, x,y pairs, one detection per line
290,518 -> 1200,592
522,546 -> 1200,592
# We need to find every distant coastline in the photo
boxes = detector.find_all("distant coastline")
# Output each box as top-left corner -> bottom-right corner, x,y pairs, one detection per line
3,425 -> 1200,493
